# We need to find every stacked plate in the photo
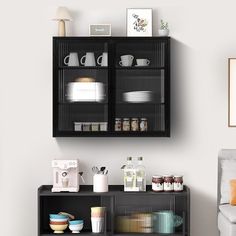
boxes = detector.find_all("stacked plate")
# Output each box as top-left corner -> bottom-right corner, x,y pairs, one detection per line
123,91 -> 153,103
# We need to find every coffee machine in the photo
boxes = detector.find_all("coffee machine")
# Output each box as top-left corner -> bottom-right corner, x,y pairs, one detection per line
52,159 -> 80,192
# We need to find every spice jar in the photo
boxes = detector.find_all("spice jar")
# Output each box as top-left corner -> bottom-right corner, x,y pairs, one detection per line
115,118 -> 122,131
140,118 -> 148,131
123,118 -> 130,131
163,175 -> 174,192
152,175 -> 164,192
174,175 -> 183,192
131,118 -> 139,131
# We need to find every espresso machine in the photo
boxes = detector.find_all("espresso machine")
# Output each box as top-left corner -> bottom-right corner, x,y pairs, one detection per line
52,159 -> 80,192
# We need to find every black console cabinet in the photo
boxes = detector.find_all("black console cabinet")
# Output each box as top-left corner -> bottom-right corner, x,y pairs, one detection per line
38,185 -> 189,236
53,37 -> 170,137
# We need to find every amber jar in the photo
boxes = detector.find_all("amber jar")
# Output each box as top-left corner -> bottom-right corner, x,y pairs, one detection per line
163,175 -> 174,192
174,175 -> 183,192
152,175 -> 164,192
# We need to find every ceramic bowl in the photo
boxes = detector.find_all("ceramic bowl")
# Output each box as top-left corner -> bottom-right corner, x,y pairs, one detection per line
50,214 -> 68,220
69,220 -> 84,225
49,218 -> 68,222
49,224 -> 68,234
69,223 -> 83,233
50,221 -> 68,225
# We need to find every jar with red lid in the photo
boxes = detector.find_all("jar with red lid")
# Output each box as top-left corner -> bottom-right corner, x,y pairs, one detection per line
174,175 -> 183,192
163,175 -> 174,192
152,175 -> 164,192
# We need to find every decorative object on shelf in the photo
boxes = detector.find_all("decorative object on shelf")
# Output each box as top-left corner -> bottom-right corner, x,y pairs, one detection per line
136,58 -> 150,67
100,122 -> 108,131
115,118 -> 122,131
122,157 -> 146,191
119,54 -> 134,67
174,175 -> 184,192
91,207 -> 106,233
80,52 -> 96,66
89,24 -> 112,36
131,118 -> 139,131
122,118 -> 130,131
97,52 -> 108,66
228,58 -> 236,127
123,91 -> 153,103
64,52 -> 79,66
53,6 -> 72,36
127,8 -> 152,37
153,210 -> 183,234
152,175 -> 164,192
163,174 -> 174,192
69,220 -> 84,233
51,160 -> 80,192
158,19 -> 169,37
93,172 -> 108,192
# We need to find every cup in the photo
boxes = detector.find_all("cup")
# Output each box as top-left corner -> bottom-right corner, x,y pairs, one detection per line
80,52 -> 96,66
136,59 -> 150,66
91,207 -> 106,217
62,178 -> 69,187
91,217 -> 104,233
153,211 -> 183,234
97,52 -> 108,67
93,174 -> 108,192
64,52 -> 79,66
119,55 -> 134,67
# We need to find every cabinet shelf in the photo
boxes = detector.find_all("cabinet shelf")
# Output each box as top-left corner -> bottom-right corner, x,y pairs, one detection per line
115,66 -> 165,70
59,66 -> 108,70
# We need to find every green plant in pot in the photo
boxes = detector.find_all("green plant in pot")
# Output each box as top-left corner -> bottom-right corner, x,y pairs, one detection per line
159,19 -> 169,36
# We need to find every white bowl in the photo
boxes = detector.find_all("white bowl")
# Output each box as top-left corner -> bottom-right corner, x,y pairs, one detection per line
69,223 -> 83,233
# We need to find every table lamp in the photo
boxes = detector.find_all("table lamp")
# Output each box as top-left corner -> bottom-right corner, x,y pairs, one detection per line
53,7 -> 72,36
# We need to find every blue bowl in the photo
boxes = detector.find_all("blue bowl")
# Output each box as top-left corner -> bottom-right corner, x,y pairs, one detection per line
49,214 -> 68,220
69,220 -> 84,225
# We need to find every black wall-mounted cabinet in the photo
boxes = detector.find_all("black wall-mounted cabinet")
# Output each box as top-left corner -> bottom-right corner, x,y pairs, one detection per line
38,185 -> 190,236
53,37 -> 170,137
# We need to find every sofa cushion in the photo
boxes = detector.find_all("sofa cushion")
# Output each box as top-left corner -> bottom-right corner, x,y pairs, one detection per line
219,204 -> 236,223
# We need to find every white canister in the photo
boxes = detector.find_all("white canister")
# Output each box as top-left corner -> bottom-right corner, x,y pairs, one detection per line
93,174 -> 108,192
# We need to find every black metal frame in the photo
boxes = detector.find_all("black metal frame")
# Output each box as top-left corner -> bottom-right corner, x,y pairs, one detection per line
38,185 -> 190,236
53,37 -> 171,137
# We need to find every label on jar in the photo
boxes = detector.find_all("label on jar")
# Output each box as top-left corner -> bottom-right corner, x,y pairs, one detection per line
164,182 -> 174,191
152,182 -> 164,191
174,182 -> 183,191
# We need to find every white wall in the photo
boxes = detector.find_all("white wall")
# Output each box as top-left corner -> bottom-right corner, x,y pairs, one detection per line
1,0 -> 236,235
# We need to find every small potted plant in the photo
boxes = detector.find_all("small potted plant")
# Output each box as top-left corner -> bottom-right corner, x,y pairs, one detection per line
159,19 -> 169,36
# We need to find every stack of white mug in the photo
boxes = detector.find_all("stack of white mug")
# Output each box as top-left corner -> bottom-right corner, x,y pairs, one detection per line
91,207 -> 106,233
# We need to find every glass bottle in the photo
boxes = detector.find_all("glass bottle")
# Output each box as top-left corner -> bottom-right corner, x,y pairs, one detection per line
124,157 -> 135,191
136,157 -> 146,191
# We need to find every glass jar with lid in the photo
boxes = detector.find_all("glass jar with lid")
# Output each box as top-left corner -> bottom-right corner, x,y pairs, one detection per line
131,118 -> 139,131
123,118 -> 130,131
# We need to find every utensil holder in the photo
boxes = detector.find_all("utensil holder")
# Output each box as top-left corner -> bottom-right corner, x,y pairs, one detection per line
93,174 -> 108,192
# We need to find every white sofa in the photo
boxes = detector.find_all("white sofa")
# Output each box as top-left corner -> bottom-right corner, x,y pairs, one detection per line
218,149 -> 236,236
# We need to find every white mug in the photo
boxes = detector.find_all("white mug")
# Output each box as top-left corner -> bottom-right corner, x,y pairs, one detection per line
136,58 -> 150,66
97,52 -> 108,67
80,52 -> 96,66
64,52 -> 79,66
119,55 -> 134,67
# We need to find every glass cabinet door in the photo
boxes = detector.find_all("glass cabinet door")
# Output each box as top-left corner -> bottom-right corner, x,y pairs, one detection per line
113,39 -> 169,135
54,39 -> 109,135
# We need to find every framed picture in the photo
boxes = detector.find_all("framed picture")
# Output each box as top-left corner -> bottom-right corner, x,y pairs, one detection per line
126,8 -> 152,37
228,58 -> 236,127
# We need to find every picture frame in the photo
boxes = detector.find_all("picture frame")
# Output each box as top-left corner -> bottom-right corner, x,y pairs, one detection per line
228,58 -> 236,127
126,8 -> 152,37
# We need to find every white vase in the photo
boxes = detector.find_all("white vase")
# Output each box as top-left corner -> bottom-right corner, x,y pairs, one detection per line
158,29 -> 169,37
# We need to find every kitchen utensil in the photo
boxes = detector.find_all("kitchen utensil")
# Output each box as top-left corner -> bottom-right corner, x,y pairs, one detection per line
50,214 -> 68,220
64,52 -> 79,67
100,166 -> 106,174
80,52 -> 96,66
97,52 -> 108,67
123,91 -> 153,103
119,55 -> 134,67
52,160 -> 80,192
136,59 -> 150,66
50,223 -> 68,234
92,166 -> 99,174
69,220 -> 84,233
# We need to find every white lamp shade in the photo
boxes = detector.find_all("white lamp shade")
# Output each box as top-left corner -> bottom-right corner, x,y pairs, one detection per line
53,7 -> 72,21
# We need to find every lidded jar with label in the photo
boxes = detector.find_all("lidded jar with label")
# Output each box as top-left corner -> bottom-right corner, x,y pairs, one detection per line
131,118 -> 139,131
115,118 -> 122,131
174,175 -> 183,192
163,174 -> 174,192
140,118 -> 148,131
152,175 -> 164,192
123,118 -> 130,131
